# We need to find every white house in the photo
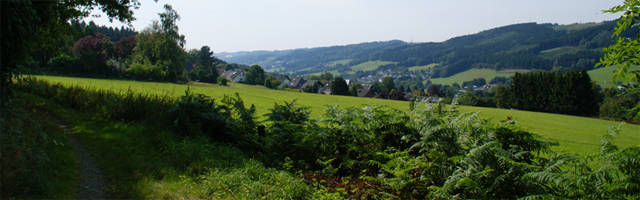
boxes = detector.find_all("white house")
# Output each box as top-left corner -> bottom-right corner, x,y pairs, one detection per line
221,69 -> 245,83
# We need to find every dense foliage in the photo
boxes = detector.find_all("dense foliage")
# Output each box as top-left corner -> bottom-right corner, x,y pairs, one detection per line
221,21 -> 637,79
15,77 -> 640,199
493,69 -> 598,116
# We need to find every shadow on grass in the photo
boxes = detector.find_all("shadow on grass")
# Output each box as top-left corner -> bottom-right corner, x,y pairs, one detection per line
22,92 -> 313,199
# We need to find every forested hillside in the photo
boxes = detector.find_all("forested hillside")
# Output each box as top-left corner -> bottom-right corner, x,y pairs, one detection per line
221,21 -> 637,78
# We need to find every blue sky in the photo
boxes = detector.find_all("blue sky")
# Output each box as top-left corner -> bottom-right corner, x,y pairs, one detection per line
90,0 -> 622,53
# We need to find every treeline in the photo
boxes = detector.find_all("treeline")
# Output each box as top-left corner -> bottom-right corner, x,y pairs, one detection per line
70,20 -> 138,42
224,21 -> 637,79
497,69 -> 598,116
449,69 -> 639,122
31,5 -> 236,84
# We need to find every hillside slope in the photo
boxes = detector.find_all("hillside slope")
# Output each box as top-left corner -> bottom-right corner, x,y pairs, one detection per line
220,21 -> 636,81
35,75 -> 640,155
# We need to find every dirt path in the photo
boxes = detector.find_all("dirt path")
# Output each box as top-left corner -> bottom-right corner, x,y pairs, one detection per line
45,112 -> 108,199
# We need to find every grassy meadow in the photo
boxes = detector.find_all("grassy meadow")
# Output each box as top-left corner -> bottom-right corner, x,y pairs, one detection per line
539,46 -> 579,59
408,63 -> 439,71
32,75 -> 639,155
349,61 -> 396,72
427,68 -> 519,86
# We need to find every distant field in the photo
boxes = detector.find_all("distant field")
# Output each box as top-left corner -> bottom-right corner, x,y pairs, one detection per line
588,65 -> 640,89
497,69 -> 530,73
31,75 -> 640,155
539,46 -> 579,58
408,63 -> 439,71
306,70 -> 339,76
265,67 -> 284,73
330,59 -> 351,66
350,61 -> 397,72
427,69 -> 517,86
552,22 -> 603,32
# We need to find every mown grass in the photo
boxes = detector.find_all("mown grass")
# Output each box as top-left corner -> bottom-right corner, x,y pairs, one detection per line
539,46 -> 580,58
427,68 -> 517,86
588,65 -> 640,88
349,61 -> 396,72
20,91 -> 315,199
31,75 -> 640,155
330,59 -> 351,66
408,63 -> 439,71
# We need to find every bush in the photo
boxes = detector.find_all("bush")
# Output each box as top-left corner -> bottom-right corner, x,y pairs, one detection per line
260,100 -> 318,168
48,53 -> 79,74
217,76 -> 228,86
458,92 -> 477,106
1,95 -> 75,198
600,90 -> 640,122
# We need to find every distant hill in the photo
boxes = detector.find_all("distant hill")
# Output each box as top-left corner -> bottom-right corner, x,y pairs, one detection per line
217,40 -> 406,75
219,21 -> 637,80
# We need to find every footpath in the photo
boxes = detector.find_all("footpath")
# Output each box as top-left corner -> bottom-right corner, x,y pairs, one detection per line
44,112 -> 108,199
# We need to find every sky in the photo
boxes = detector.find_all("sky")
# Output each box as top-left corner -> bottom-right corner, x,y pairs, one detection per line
89,0 -> 622,53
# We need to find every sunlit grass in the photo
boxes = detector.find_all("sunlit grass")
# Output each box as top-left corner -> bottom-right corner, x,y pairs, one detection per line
408,63 -> 439,71
23,92 -> 313,199
428,68 -> 516,86
349,61 -> 396,72
588,65 -> 640,89
32,75 -> 640,156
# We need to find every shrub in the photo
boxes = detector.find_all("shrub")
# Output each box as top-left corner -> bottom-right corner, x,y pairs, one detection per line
260,100 -> 318,168
217,76 -> 228,86
1,95 -> 75,198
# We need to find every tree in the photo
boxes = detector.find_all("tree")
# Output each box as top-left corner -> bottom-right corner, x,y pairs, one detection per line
599,0 -> 640,114
381,76 -> 395,93
199,45 -> 216,69
114,36 -> 137,59
302,84 -> 319,93
73,35 -> 108,74
331,77 -> 349,96
349,82 -> 363,96
494,84 -> 512,109
320,72 -> 334,81
599,0 -> 640,88
264,76 -> 281,89
129,4 -> 185,82
217,76 -> 228,86
1,0 -> 139,101
157,4 -> 186,82
458,92 -> 477,106
246,65 -> 265,85
427,84 -> 442,97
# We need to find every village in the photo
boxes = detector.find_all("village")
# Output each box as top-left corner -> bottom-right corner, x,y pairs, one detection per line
215,68 -> 502,104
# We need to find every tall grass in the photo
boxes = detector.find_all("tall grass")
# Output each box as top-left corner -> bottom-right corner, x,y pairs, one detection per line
18,77 -> 174,123
17,77 -> 319,199
0,93 -> 76,199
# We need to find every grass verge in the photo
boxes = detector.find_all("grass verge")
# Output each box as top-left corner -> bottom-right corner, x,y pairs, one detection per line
28,75 -> 640,156
1,93 -> 76,199
19,92 -> 316,199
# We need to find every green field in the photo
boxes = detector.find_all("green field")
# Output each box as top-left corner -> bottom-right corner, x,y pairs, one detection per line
428,69 -> 518,86
32,75 -> 639,155
349,61 -> 397,72
588,65 -> 640,89
408,63 -> 439,71
539,46 -> 580,58
330,59 -> 351,66
552,22 -> 603,33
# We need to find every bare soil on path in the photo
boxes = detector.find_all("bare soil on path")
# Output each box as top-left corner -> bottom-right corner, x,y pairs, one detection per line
44,112 -> 108,199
